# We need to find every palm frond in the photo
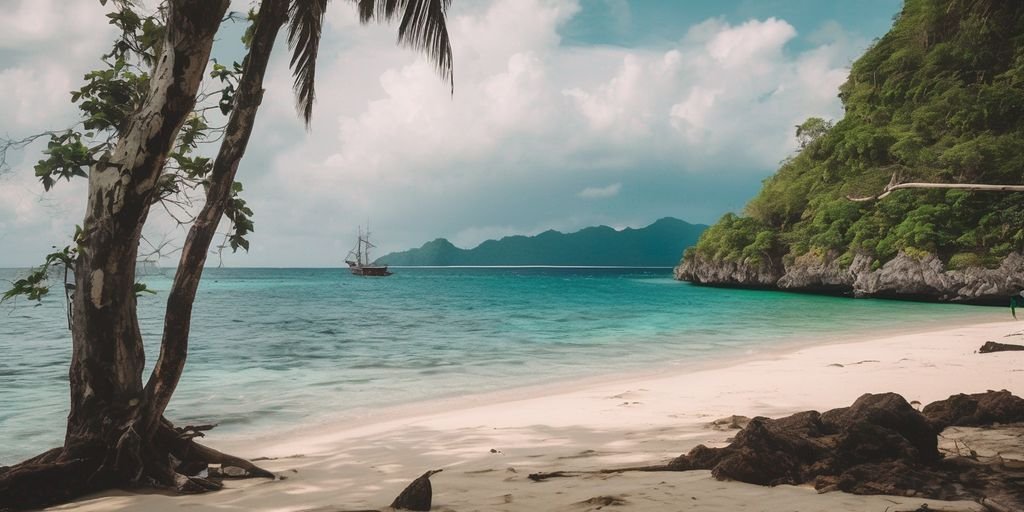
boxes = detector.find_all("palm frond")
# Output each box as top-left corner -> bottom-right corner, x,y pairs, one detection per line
357,0 -> 454,92
288,0 -> 329,126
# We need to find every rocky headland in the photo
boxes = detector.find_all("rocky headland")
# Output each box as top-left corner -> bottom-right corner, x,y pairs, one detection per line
675,251 -> 1024,304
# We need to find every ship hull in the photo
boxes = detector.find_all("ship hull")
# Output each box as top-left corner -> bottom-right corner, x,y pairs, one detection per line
347,263 -> 392,277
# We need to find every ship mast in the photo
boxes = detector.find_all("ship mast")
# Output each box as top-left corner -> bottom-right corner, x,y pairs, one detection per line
362,224 -> 376,266
356,228 -> 364,268
347,224 -> 379,267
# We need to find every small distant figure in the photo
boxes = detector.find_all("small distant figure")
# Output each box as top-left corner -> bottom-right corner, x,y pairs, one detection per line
1013,291 -> 1023,319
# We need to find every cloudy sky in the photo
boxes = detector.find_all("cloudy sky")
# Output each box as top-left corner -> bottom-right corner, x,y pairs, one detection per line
0,0 -> 901,267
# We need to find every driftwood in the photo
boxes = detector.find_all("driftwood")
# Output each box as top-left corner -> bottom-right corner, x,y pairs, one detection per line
529,470 -> 588,482
528,466 -> 665,482
391,469 -> 443,511
979,341 -> 1024,354
979,496 -> 1022,512
330,469 -> 444,512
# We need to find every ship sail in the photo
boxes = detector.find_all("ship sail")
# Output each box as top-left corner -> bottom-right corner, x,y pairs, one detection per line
345,226 -> 392,277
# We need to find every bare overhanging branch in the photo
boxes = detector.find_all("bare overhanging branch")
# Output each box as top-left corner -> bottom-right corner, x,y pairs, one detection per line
848,178 -> 1024,202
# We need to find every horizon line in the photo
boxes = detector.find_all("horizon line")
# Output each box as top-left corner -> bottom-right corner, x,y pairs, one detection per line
385,265 -> 676,269
1,265 -> 678,270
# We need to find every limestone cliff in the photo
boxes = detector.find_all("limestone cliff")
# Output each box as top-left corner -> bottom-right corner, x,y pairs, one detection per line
676,252 -> 1024,304
677,0 -> 1024,301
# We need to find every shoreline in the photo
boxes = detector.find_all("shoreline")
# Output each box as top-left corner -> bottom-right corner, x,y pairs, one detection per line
226,318 -> 1018,456
203,308 -> 1006,452
56,317 -> 1022,512
3,270 -> 1003,465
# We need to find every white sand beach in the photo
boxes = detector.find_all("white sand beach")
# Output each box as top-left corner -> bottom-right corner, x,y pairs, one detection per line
54,319 -> 1023,512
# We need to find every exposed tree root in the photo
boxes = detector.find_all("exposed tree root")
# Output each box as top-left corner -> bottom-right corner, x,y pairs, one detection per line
0,456 -> 99,511
0,419 -> 274,511
155,419 -> 275,479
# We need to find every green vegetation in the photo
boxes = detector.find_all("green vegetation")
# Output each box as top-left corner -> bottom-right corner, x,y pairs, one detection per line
689,0 -> 1024,270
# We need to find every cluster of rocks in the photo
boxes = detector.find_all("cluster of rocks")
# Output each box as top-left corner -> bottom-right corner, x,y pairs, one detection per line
666,391 -> 1024,506
675,251 -> 1024,304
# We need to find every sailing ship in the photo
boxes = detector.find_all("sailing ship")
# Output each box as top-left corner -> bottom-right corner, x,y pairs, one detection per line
345,226 -> 392,276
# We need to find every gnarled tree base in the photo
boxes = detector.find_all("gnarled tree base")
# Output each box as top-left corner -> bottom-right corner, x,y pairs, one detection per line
0,419 -> 274,511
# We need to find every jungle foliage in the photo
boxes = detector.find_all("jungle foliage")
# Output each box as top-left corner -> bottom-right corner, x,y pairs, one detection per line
688,0 -> 1024,270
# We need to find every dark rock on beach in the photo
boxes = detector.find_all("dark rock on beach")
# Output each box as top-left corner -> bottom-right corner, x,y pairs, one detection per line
922,390 -> 1024,431
979,341 -> 1024,354
820,392 -> 939,463
663,391 -> 1024,506
709,412 -> 829,486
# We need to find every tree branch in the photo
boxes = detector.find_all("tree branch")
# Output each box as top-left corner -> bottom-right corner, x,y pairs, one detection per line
66,0 -> 228,452
847,175 -> 1024,202
143,0 -> 289,434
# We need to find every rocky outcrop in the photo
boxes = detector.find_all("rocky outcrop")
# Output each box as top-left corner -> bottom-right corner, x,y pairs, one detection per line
673,253 -> 782,288
667,394 -> 940,484
676,251 -> 1024,304
776,252 -> 859,293
531,392 -> 1024,506
662,392 -> 1024,505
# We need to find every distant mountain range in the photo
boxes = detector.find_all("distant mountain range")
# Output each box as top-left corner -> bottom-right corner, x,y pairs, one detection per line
375,217 -> 707,267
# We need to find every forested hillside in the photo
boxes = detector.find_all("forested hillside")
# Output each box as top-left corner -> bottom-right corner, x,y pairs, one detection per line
677,0 -> 1024,303
378,217 -> 706,266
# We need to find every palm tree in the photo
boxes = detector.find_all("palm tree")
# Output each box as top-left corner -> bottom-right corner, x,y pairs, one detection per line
0,1 -> 453,510
293,0 -> 453,124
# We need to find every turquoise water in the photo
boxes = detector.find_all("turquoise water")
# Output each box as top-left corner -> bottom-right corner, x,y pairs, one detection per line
0,267 -> 1000,463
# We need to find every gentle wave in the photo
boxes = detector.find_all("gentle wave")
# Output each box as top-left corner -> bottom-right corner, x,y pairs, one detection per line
0,266 -> 998,463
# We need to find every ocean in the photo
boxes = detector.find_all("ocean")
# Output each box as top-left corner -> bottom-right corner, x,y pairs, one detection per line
0,266 -> 1001,463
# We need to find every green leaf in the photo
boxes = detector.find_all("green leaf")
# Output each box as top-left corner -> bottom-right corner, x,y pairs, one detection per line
34,132 -> 95,191
133,282 -> 156,298
2,246 -> 77,303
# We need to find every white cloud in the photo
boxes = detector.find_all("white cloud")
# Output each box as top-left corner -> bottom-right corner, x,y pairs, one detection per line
0,64 -> 77,129
704,17 -> 795,67
240,0 -> 857,265
578,182 -> 621,199
0,1 -> 112,133
0,0 -> 109,49
0,0 -> 872,266
0,1 -> 117,265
